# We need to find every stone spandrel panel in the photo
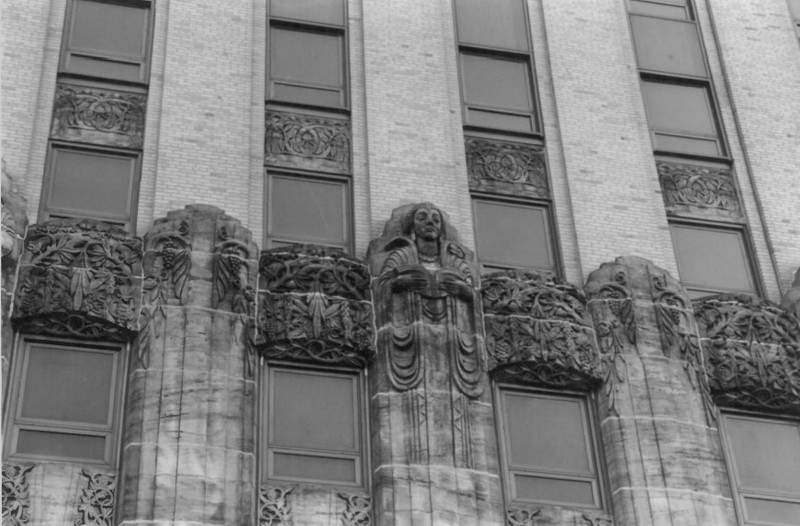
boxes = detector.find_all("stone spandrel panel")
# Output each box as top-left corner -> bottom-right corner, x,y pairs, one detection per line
694,293 -> 800,416
656,160 -> 743,222
265,110 -> 351,174
465,137 -> 549,199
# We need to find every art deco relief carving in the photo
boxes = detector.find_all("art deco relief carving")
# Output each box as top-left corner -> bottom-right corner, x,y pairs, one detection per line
2,464 -> 34,526
482,271 -> 601,390
259,248 -> 370,301
259,486 -> 293,526
657,160 -> 741,214
53,84 -> 146,148
75,470 -> 116,526
465,137 -> 549,198
582,513 -> 613,526
265,110 -> 351,173
694,294 -> 800,415
368,203 -> 485,398
506,507 -> 540,526
339,493 -> 371,526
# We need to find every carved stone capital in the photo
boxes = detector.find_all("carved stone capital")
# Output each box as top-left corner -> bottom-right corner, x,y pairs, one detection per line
265,110 -> 351,173
465,137 -> 549,198
656,160 -> 742,219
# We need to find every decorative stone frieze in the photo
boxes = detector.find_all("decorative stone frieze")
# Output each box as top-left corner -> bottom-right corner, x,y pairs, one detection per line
656,160 -> 742,219
259,486 -> 294,526
482,271 -> 602,390
339,493 -> 371,526
265,110 -> 351,173
465,136 -> 549,198
506,507 -> 540,526
582,513 -> 614,526
2,464 -> 34,526
694,294 -> 800,415
12,220 -> 142,340
75,469 -> 116,526
52,84 -> 146,148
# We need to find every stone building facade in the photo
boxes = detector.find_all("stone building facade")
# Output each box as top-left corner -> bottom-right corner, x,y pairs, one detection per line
2,1 -> 799,525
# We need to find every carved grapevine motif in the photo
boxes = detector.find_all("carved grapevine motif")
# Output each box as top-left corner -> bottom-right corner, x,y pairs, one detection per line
481,271 -> 586,323
657,160 -> 740,212
75,470 -> 116,526
259,486 -> 293,526
465,137 -> 549,198
53,85 -> 146,146
265,110 -> 351,171
339,493 -> 371,526
2,464 -> 34,526
13,312 -> 129,342
260,250 -> 370,301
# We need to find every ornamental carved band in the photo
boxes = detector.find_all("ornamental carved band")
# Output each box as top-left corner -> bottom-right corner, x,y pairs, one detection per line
265,110 -> 351,173
694,294 -> 800,415
465,137 -> 549,198
339,493 -> 371,526
53,84 -> 146,148
257,247 -> 375,367
259,486 -> 293,526
482,271 -> 602,390
656,160 -> 740,214
75,470 -> 116,526
2,464 -> 34,526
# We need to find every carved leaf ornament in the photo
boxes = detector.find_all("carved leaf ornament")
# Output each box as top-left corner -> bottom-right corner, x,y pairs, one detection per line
54,85 -> 145,141
259,486 -> 293,526
657,161 -> 740,212
2,464 -> 34,526
75,470 -> 116,526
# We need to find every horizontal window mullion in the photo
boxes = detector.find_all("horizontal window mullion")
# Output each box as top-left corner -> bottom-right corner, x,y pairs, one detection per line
15,422 -> 113,436
458,44 -> 530,61
68,50 -> 144,66
738,490 -> 800,503
270,19 -> 345,34
268,445 -> 361,458
510,466 -> 597,480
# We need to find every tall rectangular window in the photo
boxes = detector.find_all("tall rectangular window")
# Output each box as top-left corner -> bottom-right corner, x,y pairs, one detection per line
496,387 -> 605,509
721,413 -> 800,525
4,337 -> 127,468
262,365 -> 366,487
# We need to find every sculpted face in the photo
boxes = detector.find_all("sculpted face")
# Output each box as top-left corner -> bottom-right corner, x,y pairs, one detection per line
413,207 -> 442,242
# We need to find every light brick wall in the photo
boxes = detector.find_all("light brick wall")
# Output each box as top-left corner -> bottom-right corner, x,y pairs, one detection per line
540,0 -> 680,279
704,0 -> 800,295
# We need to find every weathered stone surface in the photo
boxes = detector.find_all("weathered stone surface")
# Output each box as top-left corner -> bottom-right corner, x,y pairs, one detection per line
465,136 -> 549,199
781,267 -> 800,319
656,160 -> 743,221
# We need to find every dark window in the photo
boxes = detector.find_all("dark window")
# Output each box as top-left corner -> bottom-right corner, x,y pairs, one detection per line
265,172 -> 350,250
267,0 -> 347,108
263,366 -> 365,487
4,338 -> 126,467
721,414 -> 800,526
669,223 -> 757,298
497,388 -> 604,508
629,0 -> 691,20
473,199 -> 556,273
42,144 -> 140,228
62,0 -> 151,83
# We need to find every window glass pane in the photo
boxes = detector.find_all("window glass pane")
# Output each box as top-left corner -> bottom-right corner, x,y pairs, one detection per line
271,369 -> 357,452
631,16 -> 706,77
629,0 -> 689,19
269,175 -> 347,245
48,149 -> 135,220
670,225 -> 755,293
270,0 -> 344,26
21,345 -> 115,426
466,109 -> 533,133
744,497 -> 800,525
642,81 -> 718,138
652,133 -> 720,157
461,54 -> 532,113
514,475 -> 596,506
271,84 -> 343,107
272,452 -> 357,483
455,0 -> 528,51
504,393 -> 592,474
270,27 -> 343,90
473,201 -> 554,271
66,56 -> 142,83
70,1 -> 148,59
16,429 -> 107,462
726,416 -> 800,495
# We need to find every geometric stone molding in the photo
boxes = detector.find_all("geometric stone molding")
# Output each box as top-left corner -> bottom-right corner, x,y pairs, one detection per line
694,293 -> 800,416
656,160 -> 742,219
265,110 -> 351,174
75,469 -> 116,526
339,493 -> 371,526
257,246 -> 375,368
259,486 -> 293,526
52,84 -> 146,149
2,463 -> 34,526
465,136 -> 549,199
482,270 -> 602,391
12,219 -> 142,340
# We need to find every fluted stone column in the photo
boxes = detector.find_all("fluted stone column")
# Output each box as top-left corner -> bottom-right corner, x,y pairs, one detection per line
585,256 -> 735,525
118,205 -> 258,525
367,204 -> 504,525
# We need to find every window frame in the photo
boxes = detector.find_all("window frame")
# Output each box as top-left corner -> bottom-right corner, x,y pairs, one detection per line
471,194 -> 561,276
60,0 -> 154,85
3,335 -> 128,469
266,1 -> 350,111
494,384 -> 608,510
719,410 -> 800,526
39,141 -> 142,231
259,361 -> 368,489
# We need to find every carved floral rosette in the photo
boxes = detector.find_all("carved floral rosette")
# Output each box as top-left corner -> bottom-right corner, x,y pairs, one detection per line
12,219 -> 142,340
482,271 -> 601,390
694,294 -> 800,415
264,110 -> 351,173
256,247 -> 375,367
465,137 -> 549,199
656,160 -> 741,218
